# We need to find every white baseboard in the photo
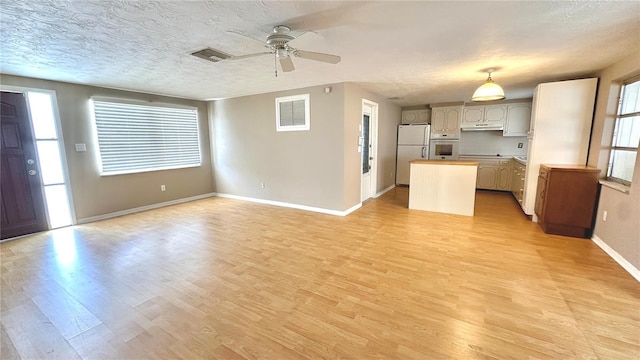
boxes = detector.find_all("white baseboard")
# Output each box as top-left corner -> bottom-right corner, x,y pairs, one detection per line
214,193 -> 361,217
76,192 -> 216,224
373,184 -> 395,198
592,234 -> 640,283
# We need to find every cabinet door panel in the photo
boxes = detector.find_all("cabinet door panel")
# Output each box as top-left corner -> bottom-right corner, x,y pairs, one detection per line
477,165 -> 498,189
484,105 -> 507,123
504,104 -> 531,136
462,107 -> 483,125
497,166 -> 511,190
445,108 -> 461,132
418,109 -> 431,123
544,171 -> 599,228
534,176 -> 547,219
402,111 -> 417,124
431,108 -> 446,132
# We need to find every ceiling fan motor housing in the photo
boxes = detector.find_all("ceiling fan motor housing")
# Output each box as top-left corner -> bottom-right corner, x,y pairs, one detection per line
266,33 -> 294,47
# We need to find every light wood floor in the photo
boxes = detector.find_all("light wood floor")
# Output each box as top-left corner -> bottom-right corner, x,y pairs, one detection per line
1,188 -> 639,359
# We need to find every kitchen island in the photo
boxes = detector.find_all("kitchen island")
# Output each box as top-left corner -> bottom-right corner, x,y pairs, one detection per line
409,160 -> 479,216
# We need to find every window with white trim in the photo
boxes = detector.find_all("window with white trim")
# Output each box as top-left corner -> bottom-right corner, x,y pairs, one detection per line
275,94 -> 310,131
91,98 -> 201,175
608,76 -> 640,185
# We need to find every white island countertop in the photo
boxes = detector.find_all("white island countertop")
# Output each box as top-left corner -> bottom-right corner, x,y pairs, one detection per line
408,160 -> 479,216
410,159 -> 480,166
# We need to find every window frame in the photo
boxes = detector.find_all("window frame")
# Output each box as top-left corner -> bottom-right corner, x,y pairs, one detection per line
90,97 -> 202,176
607,75 -> 640,186
275,94 -> 310,132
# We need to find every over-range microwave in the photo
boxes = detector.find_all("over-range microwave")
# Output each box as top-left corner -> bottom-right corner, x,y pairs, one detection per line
429,139 -> 459,160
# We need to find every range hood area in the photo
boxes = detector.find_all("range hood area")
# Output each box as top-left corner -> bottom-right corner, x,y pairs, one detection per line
461,123 -> 505,131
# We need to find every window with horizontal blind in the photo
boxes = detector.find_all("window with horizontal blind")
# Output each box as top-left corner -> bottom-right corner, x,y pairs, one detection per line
91,99 -> 201,175
608,76 -> 640,185
275,94 -> 309,131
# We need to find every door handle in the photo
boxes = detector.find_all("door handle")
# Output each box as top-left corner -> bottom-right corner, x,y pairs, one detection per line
422,147 -> 426,158
28,170 -> 37,176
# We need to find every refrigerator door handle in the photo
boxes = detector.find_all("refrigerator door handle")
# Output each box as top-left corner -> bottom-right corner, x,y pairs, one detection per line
422,146 -> 426,158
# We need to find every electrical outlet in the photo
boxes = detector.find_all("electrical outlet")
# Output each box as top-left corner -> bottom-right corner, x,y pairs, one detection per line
603,210 -> 608,221
260,182 -> 265,189
518,142 -> 523,148
161,184 -> 166,192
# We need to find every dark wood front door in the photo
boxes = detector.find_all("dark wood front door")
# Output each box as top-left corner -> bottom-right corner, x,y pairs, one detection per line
1,91 -> 48,240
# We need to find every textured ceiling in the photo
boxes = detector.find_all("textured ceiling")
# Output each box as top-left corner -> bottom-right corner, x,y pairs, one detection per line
1,1 -> 639,106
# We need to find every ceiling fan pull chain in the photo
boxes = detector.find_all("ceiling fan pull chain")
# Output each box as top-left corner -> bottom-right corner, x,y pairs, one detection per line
274,52 -> 278,77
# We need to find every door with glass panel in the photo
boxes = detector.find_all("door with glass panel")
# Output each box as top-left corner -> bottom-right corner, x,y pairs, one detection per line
0,92 -> 48,239
361,104 -> 373,201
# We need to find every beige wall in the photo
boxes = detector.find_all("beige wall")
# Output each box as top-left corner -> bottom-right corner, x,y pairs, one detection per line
210,82 -> 401,212
0,74 -> 214,221
210,84 -> 346,210
587,52 -> 640,270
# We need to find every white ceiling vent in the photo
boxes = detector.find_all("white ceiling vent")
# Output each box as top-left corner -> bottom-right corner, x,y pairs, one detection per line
191,48 -> 231,63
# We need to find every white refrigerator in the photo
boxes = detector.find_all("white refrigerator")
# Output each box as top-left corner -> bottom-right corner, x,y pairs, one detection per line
396,124 -> 430,185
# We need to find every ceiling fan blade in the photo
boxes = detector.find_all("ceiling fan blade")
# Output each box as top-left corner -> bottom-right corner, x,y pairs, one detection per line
294,50 -> 341,64
228,52 -> 272,60
279,56 -> 295,72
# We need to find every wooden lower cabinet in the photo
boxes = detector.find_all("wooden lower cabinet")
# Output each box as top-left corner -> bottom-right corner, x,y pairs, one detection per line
534,164 -> 600,238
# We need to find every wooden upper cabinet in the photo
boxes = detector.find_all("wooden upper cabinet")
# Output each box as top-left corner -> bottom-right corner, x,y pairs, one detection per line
418,110 -> 431,123
462,105 -> 507,126
402,110 -> 418,124
504,103 -> 532,137
401,109 -> 431,124
484,105 -> 507,123
432,106 -> 461,137
462,107 -> 483,125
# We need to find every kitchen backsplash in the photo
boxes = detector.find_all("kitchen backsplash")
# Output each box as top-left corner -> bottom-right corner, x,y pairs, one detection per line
459,131 -> 528,156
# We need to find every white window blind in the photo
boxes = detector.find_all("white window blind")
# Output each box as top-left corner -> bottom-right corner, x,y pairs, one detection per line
92,99 -> 201,175
275,94 -> 310,131
279,100 -> 306,126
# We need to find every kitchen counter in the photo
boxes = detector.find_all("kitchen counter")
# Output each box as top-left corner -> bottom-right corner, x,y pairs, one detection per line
459,154 -> 527,165
409,160 -> 479,216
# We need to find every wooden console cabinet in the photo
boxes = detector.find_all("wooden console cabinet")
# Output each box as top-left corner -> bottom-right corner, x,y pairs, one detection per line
534,164 -> 600,238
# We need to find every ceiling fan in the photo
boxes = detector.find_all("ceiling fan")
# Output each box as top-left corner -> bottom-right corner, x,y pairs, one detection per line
228,25 -> 341,76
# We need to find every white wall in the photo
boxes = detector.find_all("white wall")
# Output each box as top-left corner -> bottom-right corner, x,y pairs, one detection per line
459,131 -> 528,156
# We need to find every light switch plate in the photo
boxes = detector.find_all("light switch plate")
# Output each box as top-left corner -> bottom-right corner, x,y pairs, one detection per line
75,143 -> 87,152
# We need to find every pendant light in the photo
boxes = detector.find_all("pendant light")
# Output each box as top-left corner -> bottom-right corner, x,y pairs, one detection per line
471,70 -> 505,101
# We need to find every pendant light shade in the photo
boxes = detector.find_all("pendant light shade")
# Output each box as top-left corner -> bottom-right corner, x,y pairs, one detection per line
471,72 -> 505,101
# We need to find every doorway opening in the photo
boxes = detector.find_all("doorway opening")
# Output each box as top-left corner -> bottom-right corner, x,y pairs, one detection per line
361,99 -> 378,202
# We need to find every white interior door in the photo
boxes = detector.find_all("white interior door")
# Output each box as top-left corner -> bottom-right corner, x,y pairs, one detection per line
361,100 -> 378,202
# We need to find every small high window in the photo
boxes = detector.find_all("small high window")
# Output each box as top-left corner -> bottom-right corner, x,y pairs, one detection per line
275,94 -> 309,131
608,76 -> 640,185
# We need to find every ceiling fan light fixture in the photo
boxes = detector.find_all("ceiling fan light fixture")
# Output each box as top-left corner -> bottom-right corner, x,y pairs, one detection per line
471,72 -> 505,101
